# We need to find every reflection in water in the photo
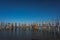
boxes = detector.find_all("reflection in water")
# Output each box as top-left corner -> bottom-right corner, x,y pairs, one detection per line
0,26 -> 60,40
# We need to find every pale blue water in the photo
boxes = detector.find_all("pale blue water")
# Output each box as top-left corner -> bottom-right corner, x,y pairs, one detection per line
0,26 -> 60,40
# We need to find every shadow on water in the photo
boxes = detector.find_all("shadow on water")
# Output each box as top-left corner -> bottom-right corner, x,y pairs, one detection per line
0,27 -> 60,40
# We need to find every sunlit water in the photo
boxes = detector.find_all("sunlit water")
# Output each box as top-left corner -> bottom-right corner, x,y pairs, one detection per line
0,26 -> 60,40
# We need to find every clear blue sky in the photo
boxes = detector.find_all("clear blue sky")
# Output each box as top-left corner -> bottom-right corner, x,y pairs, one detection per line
0,0 -> 60,24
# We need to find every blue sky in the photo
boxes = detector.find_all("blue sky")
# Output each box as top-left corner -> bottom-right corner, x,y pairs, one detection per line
0,0 -> 60,24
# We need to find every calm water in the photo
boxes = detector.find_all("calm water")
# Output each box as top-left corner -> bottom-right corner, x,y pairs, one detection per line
0,26 -> 60,40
